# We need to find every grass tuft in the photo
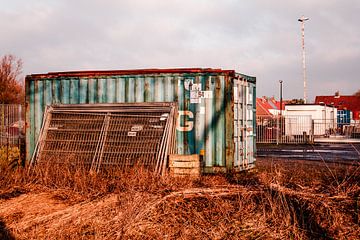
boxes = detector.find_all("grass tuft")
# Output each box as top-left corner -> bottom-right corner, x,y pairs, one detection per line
0,158 -> 359,239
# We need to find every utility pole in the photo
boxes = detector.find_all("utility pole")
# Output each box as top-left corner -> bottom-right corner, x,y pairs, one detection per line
279,80 -> 283,116
278,80 -> 283,145
298,16 -> 309,104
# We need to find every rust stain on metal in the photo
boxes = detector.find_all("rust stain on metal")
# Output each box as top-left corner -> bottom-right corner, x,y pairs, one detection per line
225,75 -> 234,170
25,68 -> 257,173
26,68 -> 236,79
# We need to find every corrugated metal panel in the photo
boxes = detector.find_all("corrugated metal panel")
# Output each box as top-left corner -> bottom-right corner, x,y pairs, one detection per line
233,77 -> 256,170
26,68 -> 256,172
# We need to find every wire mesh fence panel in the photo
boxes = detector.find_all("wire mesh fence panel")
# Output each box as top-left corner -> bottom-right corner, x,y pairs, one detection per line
342,122 -> 360,138
31,103 -> 177,174
39,112 -> 105,165
101,114 -> 167,170
284,115 -> 312,144
256,115 -> 312,144
0,104 -> 24,146
313,118 -> 337,136
257,115 -> 360,144
256,116 -> 279,143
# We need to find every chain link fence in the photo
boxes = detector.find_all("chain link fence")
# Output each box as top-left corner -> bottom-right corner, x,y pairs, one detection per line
0,104 -> 24,167
256,115 -> 360,144
0,104 -> 24,146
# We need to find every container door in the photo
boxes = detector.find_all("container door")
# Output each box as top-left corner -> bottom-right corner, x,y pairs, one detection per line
233,79 -> 255,171
246,82 -> 256,168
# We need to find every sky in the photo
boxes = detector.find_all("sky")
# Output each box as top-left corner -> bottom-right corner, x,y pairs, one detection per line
1,0 -> 359,102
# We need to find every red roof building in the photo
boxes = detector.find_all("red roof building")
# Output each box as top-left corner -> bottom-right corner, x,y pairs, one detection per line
315,93 -> 360,120
256,96 -> 285,116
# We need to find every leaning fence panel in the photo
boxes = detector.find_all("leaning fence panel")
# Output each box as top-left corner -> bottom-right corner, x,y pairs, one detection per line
30,103 -> 177,175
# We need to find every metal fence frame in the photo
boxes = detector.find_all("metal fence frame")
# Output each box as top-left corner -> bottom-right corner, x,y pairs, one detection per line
257,115 -> 310,144
30,103 -> 178,175
0,104 -> 24,146
257,115 -> 360,144
343,121 -> 360,138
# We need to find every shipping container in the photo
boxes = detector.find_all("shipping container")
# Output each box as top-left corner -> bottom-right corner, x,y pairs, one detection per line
337,110 -> 351,126
25,68 -> 256,173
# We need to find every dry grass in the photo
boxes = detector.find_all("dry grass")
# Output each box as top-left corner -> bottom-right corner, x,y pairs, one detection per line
0,158 -> 359,239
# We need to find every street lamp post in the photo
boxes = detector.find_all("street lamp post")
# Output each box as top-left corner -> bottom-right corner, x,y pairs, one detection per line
279,80 -> 283,116
278,80 -> 283,145
298,16 -> 309,104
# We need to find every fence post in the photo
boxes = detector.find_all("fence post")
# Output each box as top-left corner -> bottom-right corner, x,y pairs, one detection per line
6,133 -> 9,162
311,119 -> 315,143
276,115 -> 279,145
1,104 -> 3,146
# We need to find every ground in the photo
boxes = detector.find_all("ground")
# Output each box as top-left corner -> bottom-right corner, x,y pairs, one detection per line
0,158 -> 359,239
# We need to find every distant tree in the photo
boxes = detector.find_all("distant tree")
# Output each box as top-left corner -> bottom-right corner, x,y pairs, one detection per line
0,54 -> 24,104
354,89 -> 360,97
288,98 -> 305,104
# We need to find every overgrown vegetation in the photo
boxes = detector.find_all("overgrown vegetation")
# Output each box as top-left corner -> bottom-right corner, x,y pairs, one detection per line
0,146 -> 21,170
0,159 -> 359,239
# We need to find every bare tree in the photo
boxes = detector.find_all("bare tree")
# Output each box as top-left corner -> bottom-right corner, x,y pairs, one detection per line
354,89 -> 360,97
289,98 -> 305,104
0,54 -> 24,104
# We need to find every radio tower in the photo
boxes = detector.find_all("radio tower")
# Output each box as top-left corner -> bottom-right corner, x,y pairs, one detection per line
298,16 -> 309,103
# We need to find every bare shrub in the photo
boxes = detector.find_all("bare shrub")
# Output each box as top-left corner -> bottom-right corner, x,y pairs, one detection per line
0,54 -> 24,104
0,158 -> 359,239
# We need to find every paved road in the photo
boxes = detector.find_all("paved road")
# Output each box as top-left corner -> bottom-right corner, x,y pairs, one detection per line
257,143 -> 360,164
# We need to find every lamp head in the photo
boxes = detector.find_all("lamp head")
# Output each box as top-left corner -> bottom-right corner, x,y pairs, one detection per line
298,16 -> 309,22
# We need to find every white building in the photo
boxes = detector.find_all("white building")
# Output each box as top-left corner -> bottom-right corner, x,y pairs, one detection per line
284,104 -> 337,136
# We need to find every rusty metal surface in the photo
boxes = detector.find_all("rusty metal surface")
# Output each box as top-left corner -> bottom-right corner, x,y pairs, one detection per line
26,68 -> 256,173
26,68 -> 237,79
31,103 -> 177,174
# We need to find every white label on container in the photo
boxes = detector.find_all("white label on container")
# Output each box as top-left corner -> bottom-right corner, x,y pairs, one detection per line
203,91 -> 213,98
198,91 -> 213,98
191,83 -> 202,91
127,132 -> 137,137
190,88 -> 203,104
190,90 -> 198,99
184,79 -> 193,90
200,107 -> 205,114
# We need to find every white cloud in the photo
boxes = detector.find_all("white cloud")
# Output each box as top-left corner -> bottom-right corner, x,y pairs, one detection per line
0,0 -> 359,100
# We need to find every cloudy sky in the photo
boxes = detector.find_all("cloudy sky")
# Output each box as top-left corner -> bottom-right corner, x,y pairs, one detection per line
1,0 -> 359,101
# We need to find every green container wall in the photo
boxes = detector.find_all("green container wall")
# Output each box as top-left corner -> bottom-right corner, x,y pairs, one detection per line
25,69 -> 256,173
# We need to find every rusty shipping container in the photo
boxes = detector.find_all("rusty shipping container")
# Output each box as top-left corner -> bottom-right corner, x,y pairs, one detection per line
25,68 -> 256,173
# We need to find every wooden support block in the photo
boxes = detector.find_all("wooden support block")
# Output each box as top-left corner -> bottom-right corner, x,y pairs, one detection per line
168,154 -> 201,178
169,159 -> 200,168
169,167 -> 200,175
